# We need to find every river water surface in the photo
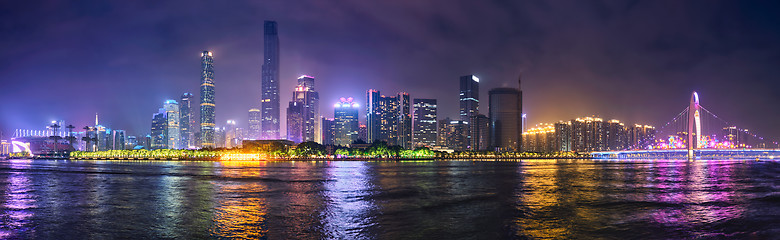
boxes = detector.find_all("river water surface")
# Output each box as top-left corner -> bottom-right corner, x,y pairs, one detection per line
0,159 -> 778,239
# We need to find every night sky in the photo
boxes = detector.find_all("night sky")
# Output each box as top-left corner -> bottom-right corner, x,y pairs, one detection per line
2,0 -> 780,140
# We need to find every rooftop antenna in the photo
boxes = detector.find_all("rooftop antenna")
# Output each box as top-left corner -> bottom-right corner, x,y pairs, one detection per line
95,113 -> 98,126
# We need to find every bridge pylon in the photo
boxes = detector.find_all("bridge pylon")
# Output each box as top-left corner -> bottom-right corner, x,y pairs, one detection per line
687,91 -> 701,159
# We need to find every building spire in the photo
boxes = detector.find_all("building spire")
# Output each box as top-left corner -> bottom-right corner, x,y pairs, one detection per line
518,74 -> 522,90
95,113 -> 99,126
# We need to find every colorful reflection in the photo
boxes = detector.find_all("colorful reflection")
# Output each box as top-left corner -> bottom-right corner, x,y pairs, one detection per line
322,161 -> 378,239
0,159 -> 774,239
0,160 -> 36,239
653,135 -> 736,149
209,161 -> 269,238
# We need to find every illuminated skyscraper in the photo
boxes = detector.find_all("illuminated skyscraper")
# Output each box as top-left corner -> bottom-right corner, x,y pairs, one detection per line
437,118 -> 451,147
261,20 -> 280,139
248,108 -> 261,140
287,101 -> 304,143
321,117 -> 335,145
366,89 -> 382,142
358,124 -> 367,142
334,97 -> 359,146
286,76 -> 319,143
200,51 -> 216,148
112,130 -> 125,150
151,110 -> 167,149
180,92 -> 193,148
225,120 -> 237,148
164,100 -> 180,149
459,75 -> 479,121
412,98 -> 437,147
297,75 -> 319,142
366,90 -> 410,147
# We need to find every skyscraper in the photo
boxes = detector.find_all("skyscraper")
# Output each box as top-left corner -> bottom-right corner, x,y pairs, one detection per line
261,20 -> 280,140
366,89 -> 382,142
469,114 -> 490,150
296,75 -> 319,142
437,118 -> 452,148
412,98 -> 437,147
200,51 -> 216,148
366,90 -> 411,147
286,101 -> 304,143
112,130 -> 125,150
459,75 -> 479,121
397,93 -> 412,149
164,100 -> 180,149
248,108 -> 261,140
443,120 -> 469,151
321,117 -> 335,145
488,77 -> 522,152
334,98 -> 359,146
151,110 -> 167,149
225,120 -> 237,148
180,92 -> 193,148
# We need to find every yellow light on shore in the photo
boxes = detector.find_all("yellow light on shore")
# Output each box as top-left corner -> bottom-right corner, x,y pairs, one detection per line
220,153 -> 263,161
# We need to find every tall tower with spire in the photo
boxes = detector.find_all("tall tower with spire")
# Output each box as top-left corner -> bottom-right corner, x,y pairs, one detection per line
261,21 -> 280,139
200,51 -> 216,148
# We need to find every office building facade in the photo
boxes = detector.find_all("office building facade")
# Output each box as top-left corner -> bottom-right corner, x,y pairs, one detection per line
334,98 -> 359,146
412,98 -> 437,147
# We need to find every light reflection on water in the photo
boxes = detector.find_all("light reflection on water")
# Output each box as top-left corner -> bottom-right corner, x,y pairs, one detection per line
0,159 -> 777,239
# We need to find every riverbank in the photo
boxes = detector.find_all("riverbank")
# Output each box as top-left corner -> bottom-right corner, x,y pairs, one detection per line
61,156 -> 592,161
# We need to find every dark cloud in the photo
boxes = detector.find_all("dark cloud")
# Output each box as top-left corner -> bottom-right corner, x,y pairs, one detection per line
1,0 -> 779,141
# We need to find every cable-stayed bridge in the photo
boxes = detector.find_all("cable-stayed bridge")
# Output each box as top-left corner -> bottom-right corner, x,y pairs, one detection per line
592,92 -> 780,160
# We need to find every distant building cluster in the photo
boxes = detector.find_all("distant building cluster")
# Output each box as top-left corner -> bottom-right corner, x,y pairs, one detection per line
523,117 -> 655,153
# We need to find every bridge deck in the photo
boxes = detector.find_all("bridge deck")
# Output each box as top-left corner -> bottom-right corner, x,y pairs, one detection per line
591,149 -> 780,160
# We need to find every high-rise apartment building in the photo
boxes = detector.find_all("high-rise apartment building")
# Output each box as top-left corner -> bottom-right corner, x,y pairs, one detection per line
334,98 -> 359,146
180,92 -> 193,148
526,117 -> 653,153
412,98 -> 437,147
261,21 -> 280,139
200,51 -> 216,148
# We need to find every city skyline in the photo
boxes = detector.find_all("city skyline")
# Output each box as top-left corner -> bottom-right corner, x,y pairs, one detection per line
2,1 -> 780,141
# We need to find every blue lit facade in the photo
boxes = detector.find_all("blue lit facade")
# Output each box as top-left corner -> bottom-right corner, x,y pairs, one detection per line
334,98 -> 359,146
